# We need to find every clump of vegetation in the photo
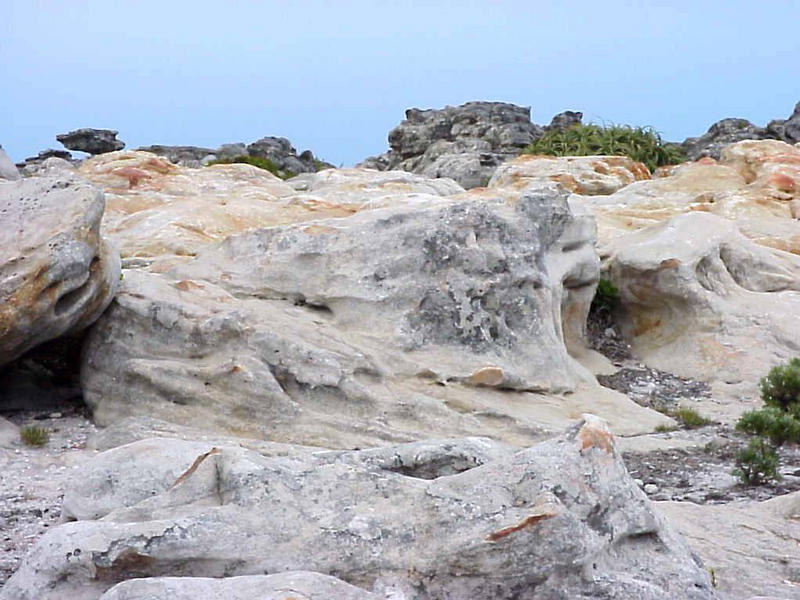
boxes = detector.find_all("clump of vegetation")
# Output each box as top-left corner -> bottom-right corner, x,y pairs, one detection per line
207,155 -> 296,179
673,406 -> 712,429
590,278 -> 620,315
732,357 -> 800,485
523,123 -> 686,172
759,357 -> 800,411
736,406 -> 800,446
732,437 -> 780,485
20,425 -> 50,447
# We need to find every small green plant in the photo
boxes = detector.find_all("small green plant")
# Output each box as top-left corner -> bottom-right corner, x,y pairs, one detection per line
523,123 -> 686,172
673,406 -> 712,429
654,423 -> 678,433
591,278 -> 620,315
736,406 -> 800,446
759,357 -> 800,411
207,155 -> 296,180
20,426 -> 50,447
732,437 -> 780,485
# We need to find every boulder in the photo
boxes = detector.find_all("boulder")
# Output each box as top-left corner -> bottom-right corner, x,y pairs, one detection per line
658,491 -> 800,600
604,211 -> 800,416
0,416 -> 19,448
765,100 -> 800,144
489,154 -> 651,195
57,128 -> 125,155
0,145 -> 21,181
98,573 -> 379,600
1,417 -> 715,600
359,101 -> 546,188
682,118 -> 765,161
16,149 -> 73,175
81,181 -> 671,445
246,136 -> 323,175
546,110 -> 583,132
135,145 -> 216,167
0,177 -> 120,366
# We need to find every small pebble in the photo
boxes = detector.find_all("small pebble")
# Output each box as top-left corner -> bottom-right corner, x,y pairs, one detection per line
644,483 -> 659,494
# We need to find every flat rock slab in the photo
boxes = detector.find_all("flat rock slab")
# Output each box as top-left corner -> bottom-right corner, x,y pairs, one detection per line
0,177 -> 119,366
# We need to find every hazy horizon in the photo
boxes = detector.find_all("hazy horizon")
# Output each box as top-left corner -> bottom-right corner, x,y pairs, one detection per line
3,0 -> 799,165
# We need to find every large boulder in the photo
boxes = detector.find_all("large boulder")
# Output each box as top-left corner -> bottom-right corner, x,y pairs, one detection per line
0,417 -> 715,600
360,101 -> 547,188
604,211 -> 800,416
57,128 -> 125,155
0,177 -> 120,366
81,181 -> 671,445
0,145 -> 20,181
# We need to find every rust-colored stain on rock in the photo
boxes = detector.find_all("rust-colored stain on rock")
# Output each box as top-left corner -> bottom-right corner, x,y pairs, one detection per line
485,512 -> 556,542
577,425 -> 614,454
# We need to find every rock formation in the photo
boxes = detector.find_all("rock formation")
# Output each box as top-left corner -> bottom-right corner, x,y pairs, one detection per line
360,101 -> 551,188
0,417 -> 715,600
682,100 -> 800,160
0,146 -> 20,181
57,128 -> 125,155
138,136 -> 331,173
0,177 -> 120,366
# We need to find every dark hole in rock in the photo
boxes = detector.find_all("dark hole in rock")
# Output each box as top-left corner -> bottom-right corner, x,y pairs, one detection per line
382,455 -> 483,479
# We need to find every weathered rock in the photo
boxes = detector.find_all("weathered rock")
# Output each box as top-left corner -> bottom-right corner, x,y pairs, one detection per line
0,177 -> 120,366
0,145 -> 20,181
489,154 -> 651,195
98,572 -> 379,600
246,136 -> 322,175
658,491 -> 800,600
546,110 -> 583,132
81,182 -> 672,445
286,166 -> 464,198
0,416 -> 19,448
359,101 -> 546,188
135,145 -> 216,167
16,149 -> 74,175
2,417 -> 715,600
765,100 -> 800,144
57,128 -> 125,155
682,118 -> 765,161
604,211 -> 800,417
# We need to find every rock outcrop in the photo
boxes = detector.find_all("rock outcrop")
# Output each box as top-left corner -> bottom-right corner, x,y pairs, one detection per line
15,149 -> 74,175
138,136 -> 331,174
360,101 -> 549,188
57,128 -> 125,155
488,154 -> 650,195
682,101 -> 800,160
0,145 -> 21,181
0,177 -> 120,366
0,417 -> 715,600
80,175 -> 671,445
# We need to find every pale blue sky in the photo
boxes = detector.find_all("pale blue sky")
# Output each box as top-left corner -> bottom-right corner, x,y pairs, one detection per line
2,1 -> 799,165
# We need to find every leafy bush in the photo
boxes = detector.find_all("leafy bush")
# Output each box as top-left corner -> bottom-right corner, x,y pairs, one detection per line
523,123 -> 686,172
673,407 -> 712,429
207,155 -> 295,179
590,278 -> 620,315
732,437 -> 780,485
20,426 -> 49,447
736,406 -> 800,446
759,357 -> 800,411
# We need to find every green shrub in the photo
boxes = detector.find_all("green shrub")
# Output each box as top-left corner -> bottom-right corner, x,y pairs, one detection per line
207,155 -> 295,179
523,123 -> 686,172
591,278 -> 620,315
673,407 -> 712,429
732,437 -> 780,485
736,407 -> 800,446
759,357 -> 800,411
20,426 -> 49,447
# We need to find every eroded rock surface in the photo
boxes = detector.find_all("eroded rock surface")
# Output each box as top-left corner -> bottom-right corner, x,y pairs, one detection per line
0,146 -> 20,181
360,101 -> 546,188
0,417 -> 715,600
57,128 -> 125,155
0,177 -> 120,365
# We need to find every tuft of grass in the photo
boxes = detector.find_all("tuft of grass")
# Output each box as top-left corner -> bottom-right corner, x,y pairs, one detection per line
654,424 -> 678,433
673,407 -> 712,429
523,123 -> 686,172
20,426 -> 50,447
591,278 -> 620,315
207,155 -> 296,180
